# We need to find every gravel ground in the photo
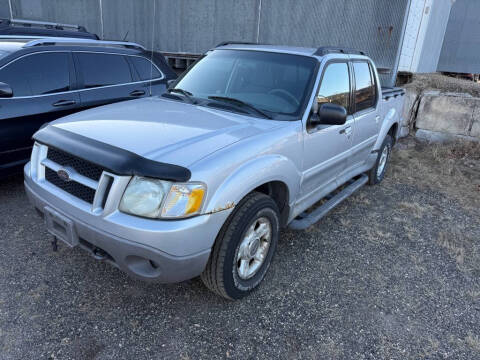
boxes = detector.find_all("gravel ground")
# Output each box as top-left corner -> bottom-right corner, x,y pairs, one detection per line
0,137 -> 479,359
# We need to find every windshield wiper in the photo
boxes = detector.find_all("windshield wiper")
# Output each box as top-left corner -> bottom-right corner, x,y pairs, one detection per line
208,96 -> 272,119
167,88 -> 195,104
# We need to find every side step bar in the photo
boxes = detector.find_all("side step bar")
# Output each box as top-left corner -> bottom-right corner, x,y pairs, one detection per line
288,174 -> 369,230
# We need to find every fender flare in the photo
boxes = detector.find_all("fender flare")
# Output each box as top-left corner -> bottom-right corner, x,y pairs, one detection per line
374,108 -> 399,151
203,154 -> 301,215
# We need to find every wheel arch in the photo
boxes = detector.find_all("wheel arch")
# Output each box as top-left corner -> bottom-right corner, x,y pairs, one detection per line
203,154 -> 299,227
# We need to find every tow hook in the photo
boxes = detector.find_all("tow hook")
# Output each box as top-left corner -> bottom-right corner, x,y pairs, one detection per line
93,247 -> 107,260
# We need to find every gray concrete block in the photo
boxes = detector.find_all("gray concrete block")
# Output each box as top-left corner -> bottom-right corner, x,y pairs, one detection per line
416,95 -> 479,136
471,118 -> 480,138
416,129 -> 479,143
401,88 -> 419,127
398,126 -> 410,138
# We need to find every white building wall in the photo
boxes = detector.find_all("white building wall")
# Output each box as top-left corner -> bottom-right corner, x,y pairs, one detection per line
398,0 -> 429,72
399,0 -> 454,73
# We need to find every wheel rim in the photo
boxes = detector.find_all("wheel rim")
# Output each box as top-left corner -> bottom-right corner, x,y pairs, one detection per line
236,217 -> 272,280
376,145 -> 389,178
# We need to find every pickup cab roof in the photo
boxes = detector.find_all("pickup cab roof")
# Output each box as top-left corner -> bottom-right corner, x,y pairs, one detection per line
214,43 -> 366,58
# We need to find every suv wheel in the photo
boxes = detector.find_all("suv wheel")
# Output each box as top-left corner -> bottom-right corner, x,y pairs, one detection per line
201,192 -> 280,300
368,134 -> 393,185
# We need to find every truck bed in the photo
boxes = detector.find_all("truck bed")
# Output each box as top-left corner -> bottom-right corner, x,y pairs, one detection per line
381,86 -> 405,99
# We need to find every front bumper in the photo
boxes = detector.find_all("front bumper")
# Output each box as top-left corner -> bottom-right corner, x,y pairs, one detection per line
24,166 -> 232,283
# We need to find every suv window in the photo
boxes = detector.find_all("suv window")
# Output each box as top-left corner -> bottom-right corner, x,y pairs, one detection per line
76,53 -> 132,88
130,56 -> 162,80
353,62 -> 376,112
317,62 -> 350,111
0,52 -> 70,96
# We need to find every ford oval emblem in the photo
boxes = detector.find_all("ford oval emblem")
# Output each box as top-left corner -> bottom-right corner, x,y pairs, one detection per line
57,169 -> 71,182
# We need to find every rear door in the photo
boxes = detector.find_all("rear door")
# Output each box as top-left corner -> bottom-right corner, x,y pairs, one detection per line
127,55 -> 167,96
0,51 -> 79,170
73,52 -> 151,109
349,61 -> 379,171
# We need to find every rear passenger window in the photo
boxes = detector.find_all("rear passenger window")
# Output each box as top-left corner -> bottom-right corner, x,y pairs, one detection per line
0,52 -> 70,96
317,62 -> 350,110
130,56 -> 162,80
76,53 -> 132,88
353,62 -> 376,112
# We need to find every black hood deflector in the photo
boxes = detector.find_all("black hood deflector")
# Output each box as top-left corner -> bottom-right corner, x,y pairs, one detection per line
33,125 -> 191,182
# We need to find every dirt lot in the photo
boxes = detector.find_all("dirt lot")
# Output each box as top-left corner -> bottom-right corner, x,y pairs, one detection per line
404,73 -> 480,97
0,137 -> 479,360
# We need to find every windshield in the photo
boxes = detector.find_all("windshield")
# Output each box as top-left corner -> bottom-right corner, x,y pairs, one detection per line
173,49 -> 317,119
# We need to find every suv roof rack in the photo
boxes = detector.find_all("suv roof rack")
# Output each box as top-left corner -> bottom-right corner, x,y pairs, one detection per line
1,18 -> 91,32
314,46 -> 365,56
0,18 -> 99,39
20,37 -> 146,50
215,41 -> 269,47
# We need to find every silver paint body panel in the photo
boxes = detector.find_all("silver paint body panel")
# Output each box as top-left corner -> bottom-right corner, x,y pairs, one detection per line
24,47 -> 405,282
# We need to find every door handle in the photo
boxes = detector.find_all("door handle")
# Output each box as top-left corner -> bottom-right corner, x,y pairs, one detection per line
129,90 -> 146,97
52,99 -> 76,107
339,126 -> 352,135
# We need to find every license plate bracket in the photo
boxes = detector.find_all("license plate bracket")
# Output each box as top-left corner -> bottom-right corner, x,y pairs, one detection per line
44,206 -> 79,248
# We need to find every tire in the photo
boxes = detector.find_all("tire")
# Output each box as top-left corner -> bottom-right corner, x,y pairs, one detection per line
201,191 -> 280,300
368,134 -> 393,185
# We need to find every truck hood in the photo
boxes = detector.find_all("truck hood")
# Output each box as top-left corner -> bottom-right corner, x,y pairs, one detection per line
51,97 -> 285,167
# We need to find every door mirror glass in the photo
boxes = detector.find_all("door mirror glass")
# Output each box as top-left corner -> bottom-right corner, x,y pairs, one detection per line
318,103 -> 347,125
0,82 -> 13,98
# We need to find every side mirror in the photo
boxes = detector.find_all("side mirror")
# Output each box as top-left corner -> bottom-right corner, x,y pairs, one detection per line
0,82 -> 13,98
311,103 -> 347,126
167,79 -> 176,88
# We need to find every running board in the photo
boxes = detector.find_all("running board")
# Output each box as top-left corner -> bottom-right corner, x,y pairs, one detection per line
288,174 -> 369,230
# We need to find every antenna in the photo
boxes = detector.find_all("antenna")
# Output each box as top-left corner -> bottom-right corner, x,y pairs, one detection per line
122,30 -> 129,41
149,1 -> 156,97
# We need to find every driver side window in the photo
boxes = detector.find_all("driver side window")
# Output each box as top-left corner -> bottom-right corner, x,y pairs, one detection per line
317,62 -> 350,112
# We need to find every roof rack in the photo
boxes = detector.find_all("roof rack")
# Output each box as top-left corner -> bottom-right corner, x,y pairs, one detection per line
21,37 -> 146,50
216,41 -> 269,47
314,46 -> 366,56
2,18 -> 85,32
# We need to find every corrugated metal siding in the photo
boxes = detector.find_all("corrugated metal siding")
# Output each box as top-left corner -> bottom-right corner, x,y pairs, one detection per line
6,0 -> 411,85
10,0 -> 102,36
437,0 -> 480,74
0,0 -> 11,18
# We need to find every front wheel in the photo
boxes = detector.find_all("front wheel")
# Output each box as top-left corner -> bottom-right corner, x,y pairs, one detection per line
368,134 -> 393,185
201,192 -> 280,300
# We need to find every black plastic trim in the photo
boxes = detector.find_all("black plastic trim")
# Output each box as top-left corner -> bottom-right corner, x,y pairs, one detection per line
33,126 -> 191,182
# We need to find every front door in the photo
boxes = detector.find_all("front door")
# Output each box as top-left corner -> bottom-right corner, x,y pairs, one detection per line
299,61 -> 353,207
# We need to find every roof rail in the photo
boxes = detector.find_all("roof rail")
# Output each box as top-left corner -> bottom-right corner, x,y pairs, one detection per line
2,18 -> 87,32
216,41 -> 269,47
314,46 -> 366,56
22,37 -> 146,50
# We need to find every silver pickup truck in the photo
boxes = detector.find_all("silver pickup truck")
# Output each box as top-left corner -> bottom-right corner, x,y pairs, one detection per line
24,43 -> 405,299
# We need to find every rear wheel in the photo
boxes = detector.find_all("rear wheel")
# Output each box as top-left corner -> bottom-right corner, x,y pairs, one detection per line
201,192 -> 280,300
368,134 -> 393,185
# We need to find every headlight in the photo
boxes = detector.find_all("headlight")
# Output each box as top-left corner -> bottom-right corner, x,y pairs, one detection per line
161,183 -> 206,218
119,176 -> 206,219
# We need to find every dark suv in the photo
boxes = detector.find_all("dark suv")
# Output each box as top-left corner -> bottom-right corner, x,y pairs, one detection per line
0,36 -> 176,176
